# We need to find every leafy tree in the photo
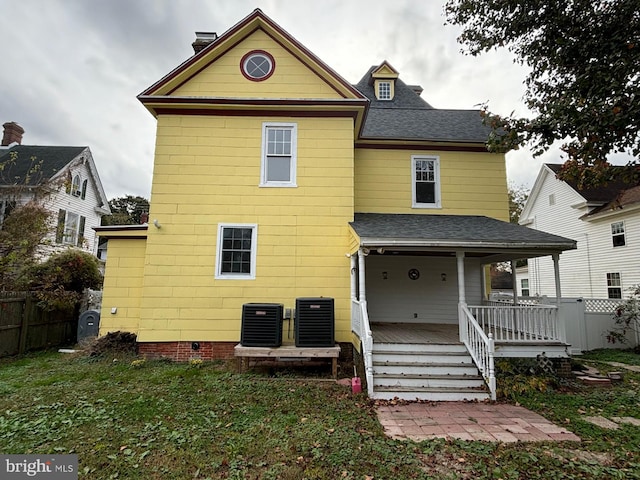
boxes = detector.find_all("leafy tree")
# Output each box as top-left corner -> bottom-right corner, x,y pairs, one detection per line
102,195 -> 149,225
23,249 -> 103,310
445,0 -> 640,187
508,183 -> 529,224
0,201 -> 51,290
0,151 -> 56,290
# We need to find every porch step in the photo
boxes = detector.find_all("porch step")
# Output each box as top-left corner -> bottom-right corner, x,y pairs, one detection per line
372,385 -> 489,402
371,342 -> 490,401
374,373 -> 485,389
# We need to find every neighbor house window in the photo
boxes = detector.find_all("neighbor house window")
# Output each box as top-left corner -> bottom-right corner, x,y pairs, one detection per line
412,155 -> 441,208
81,179 -> 88,200
378,81 -> 391,100
521,279 -> 530,296
71,175 -> 81,197
261,123 -> 297,187
611,221 -> 626,247
607,272 -> 622,299
215,224 -> 257,279
0,199 -> 15,229
56,209 -> 86,246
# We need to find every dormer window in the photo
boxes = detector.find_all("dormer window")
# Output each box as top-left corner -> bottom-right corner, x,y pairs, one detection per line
378,81 -> 391,100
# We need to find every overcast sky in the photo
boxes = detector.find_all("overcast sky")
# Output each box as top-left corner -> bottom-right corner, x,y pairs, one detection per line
1,0 -> 576,200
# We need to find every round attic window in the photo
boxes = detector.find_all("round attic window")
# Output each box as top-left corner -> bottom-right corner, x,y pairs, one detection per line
241,50 -> 275,81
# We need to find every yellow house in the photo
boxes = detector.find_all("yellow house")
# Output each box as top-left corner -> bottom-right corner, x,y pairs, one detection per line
96,10 -> 576,401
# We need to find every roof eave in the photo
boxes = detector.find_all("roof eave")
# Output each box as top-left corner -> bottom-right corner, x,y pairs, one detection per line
358,237 -> 576,251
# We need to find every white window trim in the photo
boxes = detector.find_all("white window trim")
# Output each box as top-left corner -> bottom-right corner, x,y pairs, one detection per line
260,122 -> 297,188
378,81 -> 392,100
611,221 -> 626,247
215,223 -> 258,280
71,174 -> 81,197
411,155 -> 441,208
64,211 -> 80,245
606,272 -> 622,299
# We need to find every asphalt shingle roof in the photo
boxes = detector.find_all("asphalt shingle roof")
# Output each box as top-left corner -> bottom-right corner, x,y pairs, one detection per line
0,145 -> 86,185
354,66 -> 491,143
546,163 -> 640,205
350,213 -> 576,249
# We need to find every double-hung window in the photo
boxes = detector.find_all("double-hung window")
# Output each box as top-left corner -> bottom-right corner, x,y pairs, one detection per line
521,279 -> 530,296
378,81 -> 391,100
215,224 -> 257,280
56,209 -> 85,246
607,272 -> 622,299
412,155 -> 441,208
261,123 -> 297,187
611,221 -> 626,247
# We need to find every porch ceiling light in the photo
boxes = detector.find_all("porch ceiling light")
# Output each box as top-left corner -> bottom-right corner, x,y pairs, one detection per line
441,273 -> 447,281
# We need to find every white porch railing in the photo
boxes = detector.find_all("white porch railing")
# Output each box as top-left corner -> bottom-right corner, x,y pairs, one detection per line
469,304 -> 564,343
460,304 -> 496,400
351,299 -> 374,396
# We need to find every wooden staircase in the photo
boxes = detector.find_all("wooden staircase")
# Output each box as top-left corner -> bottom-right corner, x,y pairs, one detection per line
371,341 -> 490,401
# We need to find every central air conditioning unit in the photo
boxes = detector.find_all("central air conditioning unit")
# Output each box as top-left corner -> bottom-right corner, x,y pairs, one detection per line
295,297 -> 334,347
240,303 -> 283,347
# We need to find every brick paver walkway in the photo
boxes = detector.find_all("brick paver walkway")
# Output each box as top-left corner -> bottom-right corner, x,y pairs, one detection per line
376,402 -> 581,443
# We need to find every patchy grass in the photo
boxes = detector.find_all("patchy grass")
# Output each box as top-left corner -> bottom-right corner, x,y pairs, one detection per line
579,348 -> 640,366
1,350 -> 639,479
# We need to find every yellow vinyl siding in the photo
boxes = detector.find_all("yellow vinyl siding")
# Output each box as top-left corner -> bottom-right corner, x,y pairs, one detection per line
354,148 -> 509,220
137,115 -> 354,343
99,238 -> 146,335
172,30 -> 341,99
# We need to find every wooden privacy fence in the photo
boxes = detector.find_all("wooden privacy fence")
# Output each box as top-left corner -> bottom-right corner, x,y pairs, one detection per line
0,293 -> 79,357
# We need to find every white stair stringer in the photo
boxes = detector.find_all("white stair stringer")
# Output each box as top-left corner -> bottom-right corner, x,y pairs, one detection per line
371,342 -> 490,401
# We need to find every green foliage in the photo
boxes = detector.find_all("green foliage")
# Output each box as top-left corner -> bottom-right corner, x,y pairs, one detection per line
495,358 -> 556,400
102,195 -> 150,226
23,250 -> 103,310
0,201 -> 52,290
508,183 -> 529,224
607,285 -> 640,346
445,0 -> 640,187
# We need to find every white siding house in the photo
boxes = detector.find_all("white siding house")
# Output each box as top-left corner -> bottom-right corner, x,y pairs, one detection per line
519,164 -> 640,299
0,122 -> 111,258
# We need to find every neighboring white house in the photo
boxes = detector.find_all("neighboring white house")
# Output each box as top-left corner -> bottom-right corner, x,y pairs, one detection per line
0,121 -> 111,257
518,163 -> 640,299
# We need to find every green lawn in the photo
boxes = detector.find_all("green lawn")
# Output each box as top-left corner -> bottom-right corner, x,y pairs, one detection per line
1,350 -> 639,479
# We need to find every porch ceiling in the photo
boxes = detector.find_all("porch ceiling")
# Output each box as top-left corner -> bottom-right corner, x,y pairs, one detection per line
350,213 -> 576,261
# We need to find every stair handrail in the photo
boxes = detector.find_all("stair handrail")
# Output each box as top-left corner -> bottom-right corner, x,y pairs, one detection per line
460,303 -> 496,400
352,299 -> 374,396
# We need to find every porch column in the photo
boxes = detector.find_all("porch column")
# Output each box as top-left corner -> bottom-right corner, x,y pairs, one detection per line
456,251 -> 466,342
552,253 -> 567,343
350,254 -> 357,301
510,260 -> 518,305
552,253 -> 562,306
456,251 -> 466,304
358,248 -> 367,303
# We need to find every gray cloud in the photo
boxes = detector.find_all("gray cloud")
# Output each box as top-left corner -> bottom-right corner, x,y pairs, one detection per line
2,0 -> 617,199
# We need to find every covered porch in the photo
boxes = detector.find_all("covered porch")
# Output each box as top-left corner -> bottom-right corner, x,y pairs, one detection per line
348,213 -> 577,401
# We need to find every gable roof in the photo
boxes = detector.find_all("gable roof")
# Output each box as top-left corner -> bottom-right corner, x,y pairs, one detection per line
350,213 -> 576,257
0,145 -> 87,185
354,65 -> 490,144
0,144 -> 110,212
544,163 -> 640,218
139,9 -> 366,102
545,163 -> 640,204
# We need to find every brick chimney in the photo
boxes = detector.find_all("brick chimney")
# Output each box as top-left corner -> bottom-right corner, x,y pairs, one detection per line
192,32 -> 217,54
2,122 -> 24,146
